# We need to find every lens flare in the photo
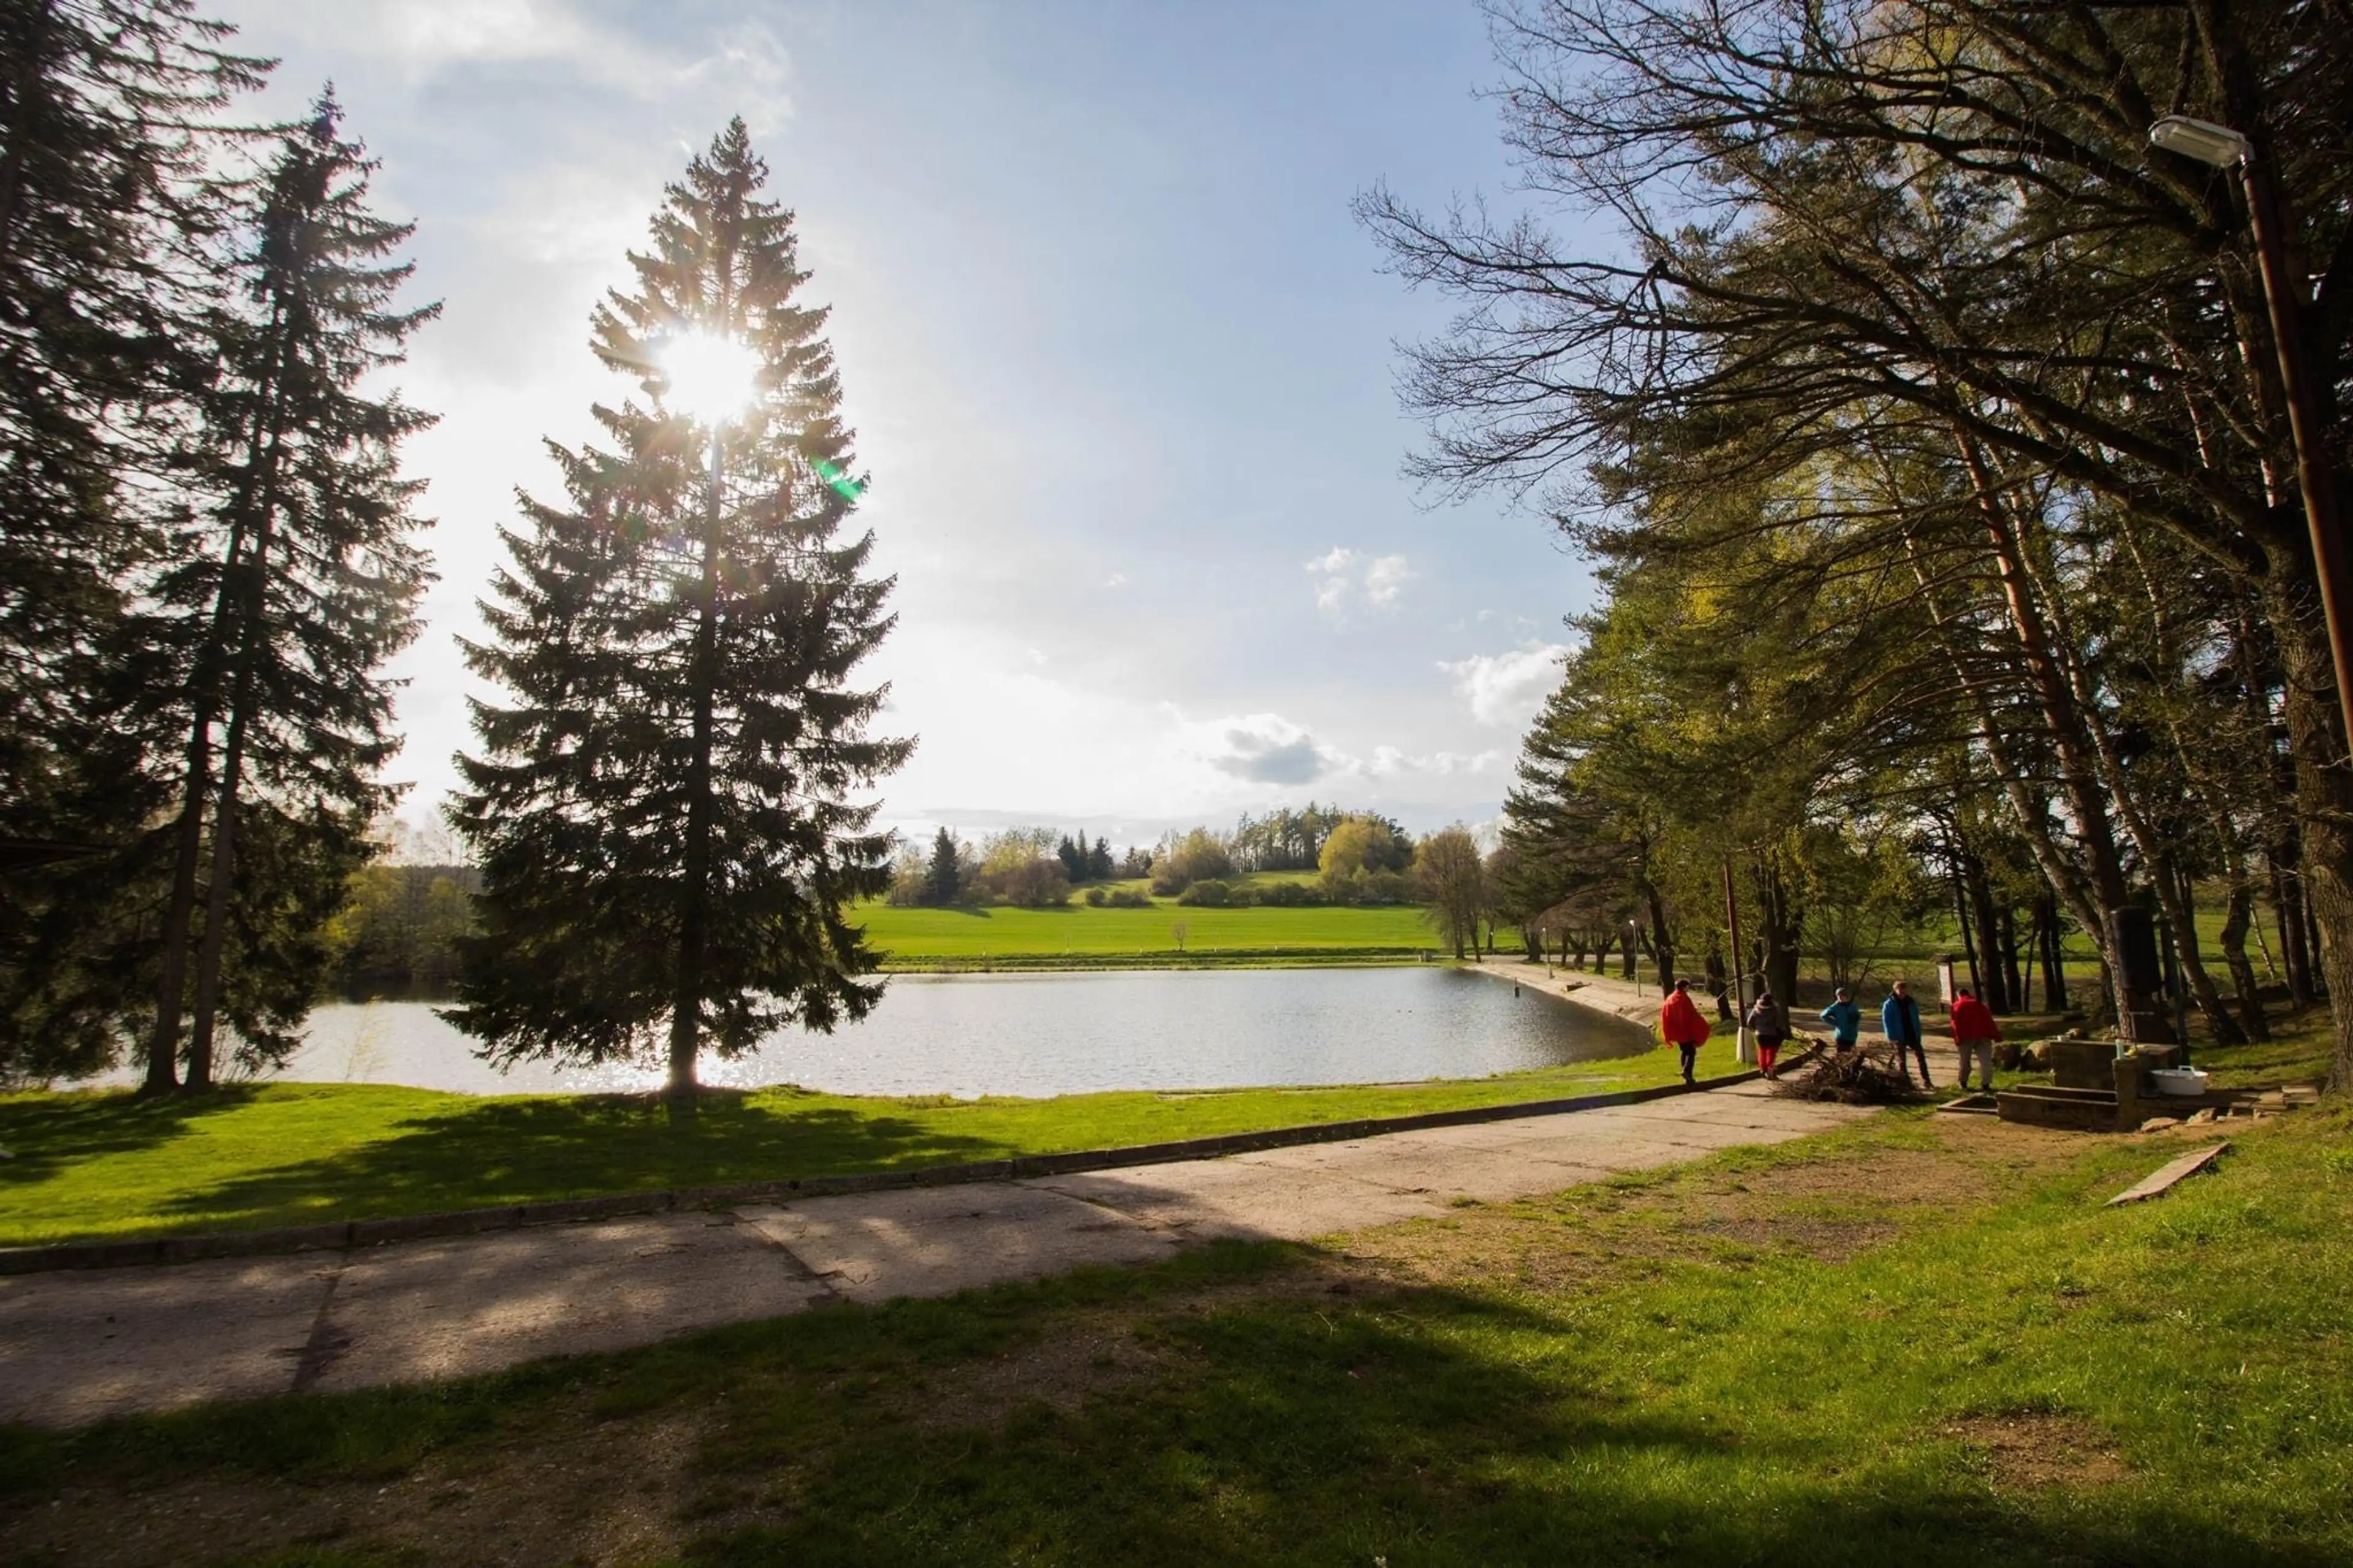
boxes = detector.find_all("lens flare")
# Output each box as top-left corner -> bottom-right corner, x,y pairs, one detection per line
658,332 -> 761,426
811,456 -> 865,502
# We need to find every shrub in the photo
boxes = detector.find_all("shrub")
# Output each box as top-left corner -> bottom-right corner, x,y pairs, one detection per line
1178,879 -> 1235,907
973,827 -> 1070,906
1150,827 -> 1233,895
1249,881 -> 1322,907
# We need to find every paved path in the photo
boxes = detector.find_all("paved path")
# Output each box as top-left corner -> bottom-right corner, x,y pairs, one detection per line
0,1078 -> 1872,1428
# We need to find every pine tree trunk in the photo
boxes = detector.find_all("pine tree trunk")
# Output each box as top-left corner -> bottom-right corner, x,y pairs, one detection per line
2264,573 -> 2353,1088
2272,854 -> 2314,1004
668,430 -> 725,1099
2037,892 -> 2069,1013
1950,857 -> 1981,995
1965,860 -> 2006,1012
2218,878 -> 2271,1040
2004,904 -> 2025,1012
146,301 -> 290,1093
2164,863 -> 2246,1045
184,693 -> 254,1089
1949,427 -> 2154,1029
140,748 -> 208,1096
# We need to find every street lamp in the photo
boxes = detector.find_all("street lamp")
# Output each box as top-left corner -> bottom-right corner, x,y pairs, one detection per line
2149,115 -> 2353,752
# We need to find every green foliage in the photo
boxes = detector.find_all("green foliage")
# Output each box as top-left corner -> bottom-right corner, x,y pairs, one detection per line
0,2 -> 272,1079
325,863 -> 478,996
1148,827 -> 1232,896
449,122 -> 907,1082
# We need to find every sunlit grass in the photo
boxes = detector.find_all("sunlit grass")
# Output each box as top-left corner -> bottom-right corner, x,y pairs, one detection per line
0,1038 -> 1743,1249
6,1088 -> 2346,1564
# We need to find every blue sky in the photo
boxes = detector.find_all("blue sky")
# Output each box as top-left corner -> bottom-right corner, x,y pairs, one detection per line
221,0 -> 1607,845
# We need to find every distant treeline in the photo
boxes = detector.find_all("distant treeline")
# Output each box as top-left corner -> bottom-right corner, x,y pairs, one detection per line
889,807 -> 1425,910
325,863 -> 480,998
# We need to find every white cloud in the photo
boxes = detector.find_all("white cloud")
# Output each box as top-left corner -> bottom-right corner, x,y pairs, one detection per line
1189,713 -> 1336,786
1364,744 -> 1507,779
237,1 -> 794,119
1305,545 -> 1412,621
1439,642 -> 1568,727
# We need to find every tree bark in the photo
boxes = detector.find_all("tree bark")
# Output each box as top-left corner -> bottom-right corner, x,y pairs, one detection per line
668,428 -> 726,1099
2218,877 -> 2271,1040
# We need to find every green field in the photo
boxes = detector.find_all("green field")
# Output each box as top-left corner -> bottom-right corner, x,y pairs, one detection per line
0,1039 -> 1733,1249
7,1063 -> 2346,1564
858,898 -> 1439,966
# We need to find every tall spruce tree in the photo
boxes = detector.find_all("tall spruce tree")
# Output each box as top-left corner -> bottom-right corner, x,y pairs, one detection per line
450,120 -> 909,1096
923,827 -> 961,906
140,95 -> 438,1091
0,0 -> 268,1078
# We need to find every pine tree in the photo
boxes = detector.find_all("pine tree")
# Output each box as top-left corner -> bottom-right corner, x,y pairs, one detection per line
0,0 -> 268,1078
140,95 -> 438,1091
923,827 -> 961,906
450,121 -> 911,1096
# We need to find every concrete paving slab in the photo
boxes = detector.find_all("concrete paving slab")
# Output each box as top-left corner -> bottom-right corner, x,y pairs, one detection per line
739,1183 -> 1180,1303
0,1254 -> 331,1426
1237,1135 -> 1616,1205
1602,1097 -> 1873,1131
3,1079 -> 1877,1423
313,1213 -> 826,1392
1033,1159 -> 1448,1241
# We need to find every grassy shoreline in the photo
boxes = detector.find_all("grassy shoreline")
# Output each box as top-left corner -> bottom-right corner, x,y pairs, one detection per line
0,1039 -> 1733,1250
5,1085 -> 2346,1563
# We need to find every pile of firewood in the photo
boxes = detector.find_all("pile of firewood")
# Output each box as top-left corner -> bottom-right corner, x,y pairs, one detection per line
1771,1044 -> 1923,1104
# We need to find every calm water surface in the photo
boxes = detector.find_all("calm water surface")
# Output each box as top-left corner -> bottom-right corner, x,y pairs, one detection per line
167,968 -> 1650,1098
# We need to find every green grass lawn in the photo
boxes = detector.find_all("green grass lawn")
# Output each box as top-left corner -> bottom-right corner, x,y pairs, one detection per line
856,898 -> 1438,964
0,1037 -> 1738,1249
6,1077 -> 2347,1564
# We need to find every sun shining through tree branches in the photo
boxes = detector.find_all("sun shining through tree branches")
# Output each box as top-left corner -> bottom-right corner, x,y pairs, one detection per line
447,119 -> 909,1097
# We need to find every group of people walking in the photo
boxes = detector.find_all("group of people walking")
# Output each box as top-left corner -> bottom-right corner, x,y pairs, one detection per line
1655,975 -> 2005,1088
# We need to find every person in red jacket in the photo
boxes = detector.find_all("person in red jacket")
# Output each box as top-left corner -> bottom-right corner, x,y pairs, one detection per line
1950,986 -> 2002,1091
1659,979 -> 1712,1085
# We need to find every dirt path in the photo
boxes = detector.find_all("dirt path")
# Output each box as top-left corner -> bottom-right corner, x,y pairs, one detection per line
0,1078 -> 1874,1427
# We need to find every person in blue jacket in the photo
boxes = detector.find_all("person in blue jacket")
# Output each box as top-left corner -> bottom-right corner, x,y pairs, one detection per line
1881,979 -> 1930,1087
1819,987 -> 1862,1051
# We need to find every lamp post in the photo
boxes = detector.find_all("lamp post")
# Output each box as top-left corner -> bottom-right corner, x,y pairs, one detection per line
654,330 -> 760,1099
2150,115 -> 2353,755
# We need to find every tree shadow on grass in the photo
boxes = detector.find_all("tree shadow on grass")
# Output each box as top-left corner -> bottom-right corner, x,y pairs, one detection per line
144,1090 -> 1019,1233
0,1243 -> 2332,1567
675,1265 -> 2334,1568
140,1088 -> 1021,1233
0,1087 -> 265,1196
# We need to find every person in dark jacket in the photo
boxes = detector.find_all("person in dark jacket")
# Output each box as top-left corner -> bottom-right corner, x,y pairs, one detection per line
1881,980 -> 1930,1088
1745,988 -> 1787,1077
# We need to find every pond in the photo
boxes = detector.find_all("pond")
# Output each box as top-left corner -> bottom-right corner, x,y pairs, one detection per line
126,968 -> 1653,1098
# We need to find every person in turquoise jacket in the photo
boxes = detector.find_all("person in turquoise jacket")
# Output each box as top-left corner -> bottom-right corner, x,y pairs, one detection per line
1819,987 -> 1862,1050
1881,980 -> 1930,1087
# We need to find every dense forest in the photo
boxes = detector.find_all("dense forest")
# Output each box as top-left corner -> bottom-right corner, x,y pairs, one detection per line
1365,1 -> 2350,1084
